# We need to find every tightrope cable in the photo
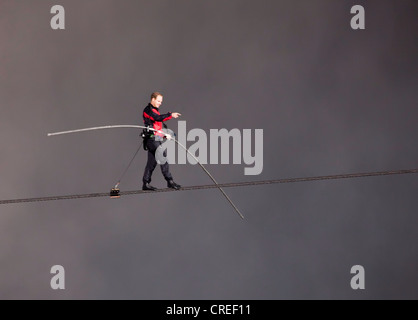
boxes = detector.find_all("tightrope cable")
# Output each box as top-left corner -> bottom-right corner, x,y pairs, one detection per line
1,168 -> 417,205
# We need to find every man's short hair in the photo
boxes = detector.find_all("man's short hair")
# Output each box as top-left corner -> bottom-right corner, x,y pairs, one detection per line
151,92 -> 163,100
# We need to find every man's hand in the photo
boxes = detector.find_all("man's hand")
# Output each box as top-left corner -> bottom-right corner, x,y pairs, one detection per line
172,112 -> 181,118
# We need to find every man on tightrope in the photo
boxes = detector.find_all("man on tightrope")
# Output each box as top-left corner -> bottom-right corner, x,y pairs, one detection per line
142,92 -> 182,191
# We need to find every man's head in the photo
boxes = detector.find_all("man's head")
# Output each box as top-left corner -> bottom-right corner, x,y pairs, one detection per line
150,92 -> 163,108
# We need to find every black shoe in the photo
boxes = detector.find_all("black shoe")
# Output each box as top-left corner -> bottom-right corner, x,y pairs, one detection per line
167,180 -> 181,190
142,183 -> 157,191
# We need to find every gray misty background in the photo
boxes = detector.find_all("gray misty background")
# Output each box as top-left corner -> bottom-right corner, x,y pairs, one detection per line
0,0 -> 417,299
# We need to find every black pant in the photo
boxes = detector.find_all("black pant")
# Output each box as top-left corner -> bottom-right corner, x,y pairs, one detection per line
142,139 -> 173,184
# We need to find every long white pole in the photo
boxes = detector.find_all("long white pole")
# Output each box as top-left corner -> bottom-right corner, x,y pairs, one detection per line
48,125 -> 244,219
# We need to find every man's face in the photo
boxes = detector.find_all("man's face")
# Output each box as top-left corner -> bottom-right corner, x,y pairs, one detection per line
151,95 -> 163,108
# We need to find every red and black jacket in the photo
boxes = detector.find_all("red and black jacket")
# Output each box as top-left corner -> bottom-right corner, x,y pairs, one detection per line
143,103 -> 172,137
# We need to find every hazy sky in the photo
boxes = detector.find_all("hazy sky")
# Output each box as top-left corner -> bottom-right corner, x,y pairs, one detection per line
1,0 -> 417,299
